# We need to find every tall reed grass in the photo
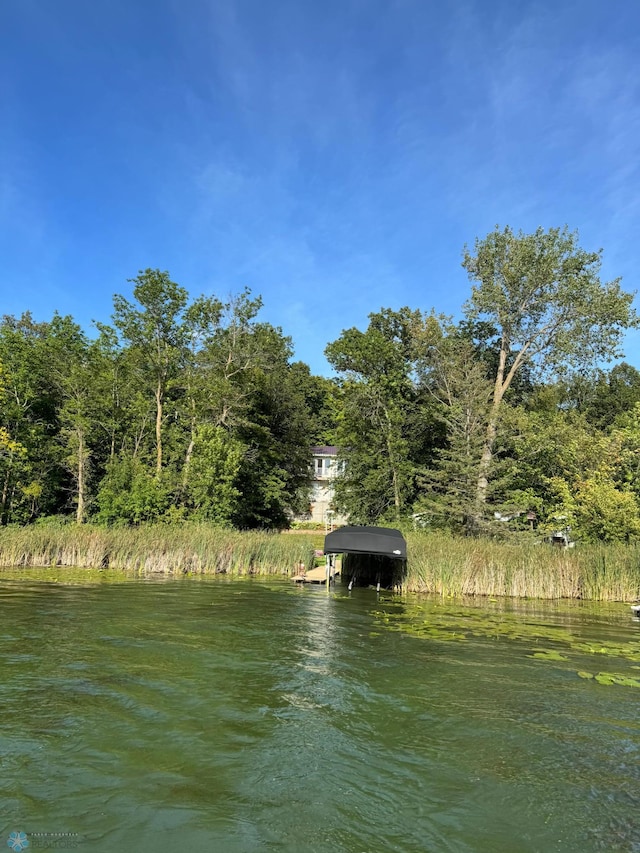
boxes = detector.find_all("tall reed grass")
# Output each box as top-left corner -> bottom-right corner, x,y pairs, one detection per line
1,524 -> 639,600
404,531 -> 640,601
0,523 -> 315,578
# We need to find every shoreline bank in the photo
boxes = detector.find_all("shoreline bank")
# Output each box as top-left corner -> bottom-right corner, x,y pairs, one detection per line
0,524 -> 639,601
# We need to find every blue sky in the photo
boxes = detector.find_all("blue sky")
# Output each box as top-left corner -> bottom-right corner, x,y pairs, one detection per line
2,0 -> 640,374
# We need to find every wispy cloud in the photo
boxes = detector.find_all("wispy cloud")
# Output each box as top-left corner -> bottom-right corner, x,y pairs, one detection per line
3,0 -> 640,369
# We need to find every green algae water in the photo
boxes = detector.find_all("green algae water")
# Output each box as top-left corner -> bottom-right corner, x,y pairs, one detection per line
1,572 -> 639,853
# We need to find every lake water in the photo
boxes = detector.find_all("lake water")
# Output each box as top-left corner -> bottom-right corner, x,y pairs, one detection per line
1,571 -> 639,852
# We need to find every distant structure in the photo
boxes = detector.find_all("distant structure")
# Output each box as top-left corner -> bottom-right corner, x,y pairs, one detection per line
303,446 -> 348,527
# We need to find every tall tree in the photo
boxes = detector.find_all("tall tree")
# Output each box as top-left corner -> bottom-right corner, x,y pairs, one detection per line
47,315 -> 97,523
112,270 -> 189,474
326,308 -> 427,523
287,363 -> 338,446
230,324 -> 315,528
177,294 -> 224,493
0,313 -> 66,522
462,225 -> 637,528
0,358 -> 26,486
414,316 -> 492,531
175,289 -> 314,525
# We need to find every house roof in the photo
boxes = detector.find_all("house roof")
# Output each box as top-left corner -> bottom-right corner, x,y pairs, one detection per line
311,445 -> 338,456
323,526 -> 407,560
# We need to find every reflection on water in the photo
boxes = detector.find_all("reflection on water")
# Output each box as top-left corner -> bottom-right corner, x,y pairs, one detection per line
0,572 -> 639,852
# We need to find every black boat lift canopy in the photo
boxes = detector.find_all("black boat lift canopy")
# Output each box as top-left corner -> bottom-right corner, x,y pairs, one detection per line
323,526 -> 407,560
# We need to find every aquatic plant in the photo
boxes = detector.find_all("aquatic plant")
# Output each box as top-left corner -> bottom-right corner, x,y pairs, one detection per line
372,594 -> 640,691
404,531 -> 640,601
579,671 -> 640,688
2,524 -> 640,601
0,523 -> 315,578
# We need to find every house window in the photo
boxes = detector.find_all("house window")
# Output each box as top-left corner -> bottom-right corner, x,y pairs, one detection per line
316,458 -> 323,473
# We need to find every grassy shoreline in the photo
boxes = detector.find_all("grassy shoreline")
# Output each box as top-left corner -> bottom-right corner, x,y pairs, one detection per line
0,524 -> 316,579
405,532 -> 640,601
0,524 -> 639,601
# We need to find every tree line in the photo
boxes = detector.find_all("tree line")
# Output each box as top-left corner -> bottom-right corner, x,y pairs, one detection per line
1,225 -> 639,540
0,271 -> 329,528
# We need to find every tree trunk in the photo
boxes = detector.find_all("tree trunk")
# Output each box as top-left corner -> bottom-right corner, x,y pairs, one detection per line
155,384 -> 163,473
180,392 -> 198,493
389,447 -> 401,517
472,339 -> 508,529
474,407 -> 499,524
182,433 -> 195,490
1,458 -> 12,525
76,429 -> 86,524
383,407 -> 401,518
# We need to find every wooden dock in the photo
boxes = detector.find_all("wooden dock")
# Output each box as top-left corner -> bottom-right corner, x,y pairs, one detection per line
292,559 -> 341,584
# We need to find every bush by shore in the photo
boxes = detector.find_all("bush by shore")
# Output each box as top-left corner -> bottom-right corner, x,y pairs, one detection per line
0,523 -> 639,601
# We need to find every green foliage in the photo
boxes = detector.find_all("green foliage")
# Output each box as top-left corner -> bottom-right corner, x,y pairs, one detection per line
0,313 -> 73,522
0,359 -> 25,457
112,269 -> 189,473
326,307 -> 433,522
589,363 -> 640,426
95,457 -> 172,524
288,363 -> 338,446
184,425 -> 244,524
495,407 -> 600,507
3,227 -> 640,544
608,403 -> 640,497
463,225 -> 637,376
573,479 -> 640,543
414,316 -> 492,531
89,277 -> 315,529
458,224 -> 638,528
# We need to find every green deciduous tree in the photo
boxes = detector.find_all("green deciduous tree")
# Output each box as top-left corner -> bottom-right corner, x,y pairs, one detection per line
581,363 -> 640,428
0,359 -> 24,457
47,315 -> 96,523
326,308 -> 429,523
462,225 -> 637,528
0,313 -> 69,522
288,363 -> 338,446
230,326 -> 315,528
183,425 -> 245,524
95,456 -> 172,524
573,478 -> 640,543
112,269 -> 189,474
